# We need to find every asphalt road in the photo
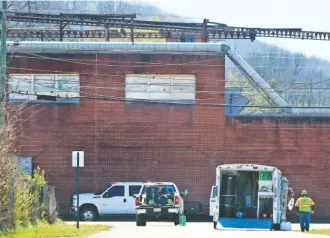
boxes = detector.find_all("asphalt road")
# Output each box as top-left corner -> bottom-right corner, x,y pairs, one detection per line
65,222 -> 330,238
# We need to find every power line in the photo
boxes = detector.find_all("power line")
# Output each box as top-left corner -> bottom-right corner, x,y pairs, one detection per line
12,50 -> 328,63
7,71 -> 330,109
15,52 -> 225,68
7,72 -> 330,107
6,49 -> 330,107
10,53 -> 226,65
9,53 -> 330,70
234,48 -> 330,56
8,70 -> 328,93
7,76 -> 330,109
9,78 -> 330,92
10,90 -> 330,109
7,67 -> 230,84
8,74 -> 330,92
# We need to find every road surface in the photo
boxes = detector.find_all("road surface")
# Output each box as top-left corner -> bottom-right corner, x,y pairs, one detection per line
65,222 -> 330,238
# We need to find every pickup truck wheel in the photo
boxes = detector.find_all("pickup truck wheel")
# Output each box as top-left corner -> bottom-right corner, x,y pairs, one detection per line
136,215 -> 146,226
174,214 -> 180,226
80,207 -> 97,221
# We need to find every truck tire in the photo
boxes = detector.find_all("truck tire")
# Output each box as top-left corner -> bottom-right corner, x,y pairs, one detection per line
174,214 -> 180,226
273,223 -> 281,231
79,206 -> 97,221
136,215 -> 146,226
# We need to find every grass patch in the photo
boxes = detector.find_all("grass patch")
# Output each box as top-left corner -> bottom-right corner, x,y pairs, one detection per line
0,221 -> 110,238
308,229 -> 330,235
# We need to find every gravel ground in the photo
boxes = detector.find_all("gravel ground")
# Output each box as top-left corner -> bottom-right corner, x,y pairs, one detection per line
64,222 -> 330,238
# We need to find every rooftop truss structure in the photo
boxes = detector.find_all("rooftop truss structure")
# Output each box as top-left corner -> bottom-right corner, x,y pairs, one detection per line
1,12 -> 330,42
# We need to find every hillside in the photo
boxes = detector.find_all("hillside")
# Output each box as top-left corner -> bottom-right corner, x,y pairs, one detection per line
5,0 -> 192,22
224,40 -> 330,108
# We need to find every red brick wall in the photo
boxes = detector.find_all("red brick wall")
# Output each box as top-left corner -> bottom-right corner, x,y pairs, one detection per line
8,53 -> 330,218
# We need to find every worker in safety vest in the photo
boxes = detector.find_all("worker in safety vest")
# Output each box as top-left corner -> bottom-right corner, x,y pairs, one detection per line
295,190 -> 315,232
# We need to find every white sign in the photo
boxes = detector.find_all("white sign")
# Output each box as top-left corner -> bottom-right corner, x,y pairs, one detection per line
287,198 -> 295,211
72,151 -> 84,168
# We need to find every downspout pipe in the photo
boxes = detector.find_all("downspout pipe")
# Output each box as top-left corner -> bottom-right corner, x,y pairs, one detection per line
7,41 -> 291,112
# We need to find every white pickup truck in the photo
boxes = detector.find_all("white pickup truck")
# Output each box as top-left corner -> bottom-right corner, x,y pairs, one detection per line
70,182 -> 143,221
135,182 -> 187,226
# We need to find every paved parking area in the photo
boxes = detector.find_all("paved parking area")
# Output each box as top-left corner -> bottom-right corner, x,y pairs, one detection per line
65,222 -> 330,238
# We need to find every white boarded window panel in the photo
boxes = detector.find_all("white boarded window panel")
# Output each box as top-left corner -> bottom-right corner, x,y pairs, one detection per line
57,75 -> 80,97
9,75 -> 33,92
149,77 -> 171,93
9,74 -> 80,100
149,77 -> 171,101
173,92 -> 195,100
149,93 -> 172,100
173,79 -> 195,93
125,74 -> 196,103
126,84 -> 148,92
126,77 -> 148,92
34,75 -> 56,94
126,92 -> 149,100
8,75 -> 34,100
125,76 -> 149,100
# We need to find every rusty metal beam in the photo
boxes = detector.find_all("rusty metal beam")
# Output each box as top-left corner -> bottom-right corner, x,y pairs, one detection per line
104,24 -> 109,42
130,17 -> 134,43
2,11 -> 330,42
3,28 -> 330,41
59,20 -> 68,42
202,18 -> 209,42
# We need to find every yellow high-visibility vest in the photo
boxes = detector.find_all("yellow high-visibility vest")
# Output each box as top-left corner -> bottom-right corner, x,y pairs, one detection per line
295,197 -> 315,212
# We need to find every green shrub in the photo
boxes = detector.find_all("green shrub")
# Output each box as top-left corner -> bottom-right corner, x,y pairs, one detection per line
14,167 -> 47,227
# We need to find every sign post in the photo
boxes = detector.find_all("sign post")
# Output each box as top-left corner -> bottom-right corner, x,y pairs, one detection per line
72,151 -> 84,229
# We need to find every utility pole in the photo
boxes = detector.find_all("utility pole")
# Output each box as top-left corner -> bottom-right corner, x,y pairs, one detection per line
1,0 -> 7,125
27,1 -> 31,13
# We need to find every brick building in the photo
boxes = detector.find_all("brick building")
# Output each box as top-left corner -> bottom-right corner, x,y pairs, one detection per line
6,42 -> 330,218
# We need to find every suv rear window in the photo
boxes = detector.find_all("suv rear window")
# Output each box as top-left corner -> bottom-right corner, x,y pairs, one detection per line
141,185 -> 176,194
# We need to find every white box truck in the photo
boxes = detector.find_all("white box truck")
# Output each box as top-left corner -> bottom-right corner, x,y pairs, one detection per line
210,164 -> 294,230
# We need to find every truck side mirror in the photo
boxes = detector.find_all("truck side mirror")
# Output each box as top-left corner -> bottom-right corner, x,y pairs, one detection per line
103,192 -> 109,198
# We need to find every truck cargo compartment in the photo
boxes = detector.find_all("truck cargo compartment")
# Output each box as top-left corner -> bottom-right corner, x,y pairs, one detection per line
210,164 -> 290,230
219,171 -> 273,219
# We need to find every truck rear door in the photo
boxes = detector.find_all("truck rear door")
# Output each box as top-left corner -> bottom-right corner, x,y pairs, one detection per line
273,170 -> 281,224
209,185 -> 217,216
280,177 -> 289,221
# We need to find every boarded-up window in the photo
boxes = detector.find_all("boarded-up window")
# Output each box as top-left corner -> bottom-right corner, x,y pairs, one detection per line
125,74 -> 196,104
8,74 -> 80,104
34,75 -> 56,93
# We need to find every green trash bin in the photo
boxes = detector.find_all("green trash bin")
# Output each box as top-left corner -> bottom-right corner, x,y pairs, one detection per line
180,215 -> 186,226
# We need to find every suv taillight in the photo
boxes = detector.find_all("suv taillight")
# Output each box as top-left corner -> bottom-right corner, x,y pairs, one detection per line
135,196 -> 140,206
175,196 -> 179,205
